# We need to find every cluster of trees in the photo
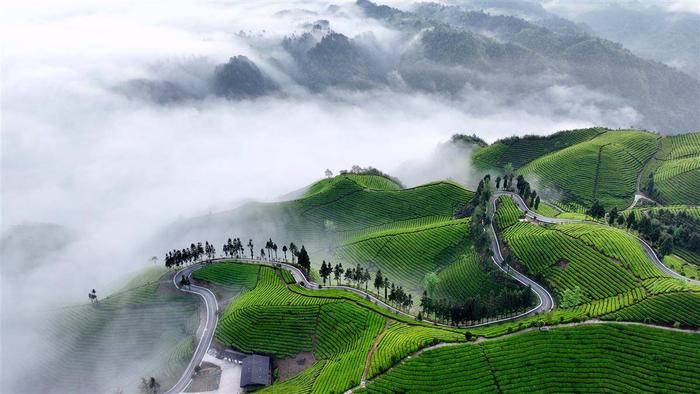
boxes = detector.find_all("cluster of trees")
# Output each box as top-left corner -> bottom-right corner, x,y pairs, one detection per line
450,133 -> 487,147
222,238 -> 246,259
319,264 -> 414,310
419,285 -> 533,326
586,200 -> 699,258
139,377 -> 160,394
626,210 -> 700,257
470,174 -> 494,256
164,241 -> 215,269
338,165 -> 404,187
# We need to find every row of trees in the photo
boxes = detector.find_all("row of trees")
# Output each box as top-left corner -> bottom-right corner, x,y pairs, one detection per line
164,238 -> 312,273
318,263 -> 414,310
164,241 -> 216,269
419,285 -> 533,326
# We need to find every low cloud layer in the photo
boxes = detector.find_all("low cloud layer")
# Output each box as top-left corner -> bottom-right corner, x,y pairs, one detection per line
1,1 -> 648,389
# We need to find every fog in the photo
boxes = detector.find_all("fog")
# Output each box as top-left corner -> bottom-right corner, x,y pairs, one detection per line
1,0 -> 635,391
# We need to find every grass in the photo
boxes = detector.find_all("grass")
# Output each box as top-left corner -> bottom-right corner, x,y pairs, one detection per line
663,254 -> 699,280
519,130 -> 658,210
361,324 -> 700,393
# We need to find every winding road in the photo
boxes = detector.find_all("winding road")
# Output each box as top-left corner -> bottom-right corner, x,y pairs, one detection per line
164,265 -> 218,394
493,191 -> 700,286
165,190 -> 695,393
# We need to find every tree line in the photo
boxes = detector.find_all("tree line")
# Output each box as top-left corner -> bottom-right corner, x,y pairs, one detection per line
164,238 -> 311,274
318,262 -> 414,311
419,284 -> 533,326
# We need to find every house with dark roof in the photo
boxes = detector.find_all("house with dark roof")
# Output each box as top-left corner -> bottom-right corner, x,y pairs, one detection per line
240,354 -> 271,389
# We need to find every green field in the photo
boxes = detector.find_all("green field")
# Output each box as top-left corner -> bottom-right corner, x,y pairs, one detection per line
360,324 -> 700,393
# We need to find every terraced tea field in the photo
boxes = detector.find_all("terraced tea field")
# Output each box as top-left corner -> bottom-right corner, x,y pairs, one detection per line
360,324 -> 700,393
215,262 -> 465,393
519,130 -> 657,209
335,218 -> 470,294
472,127 -> 606,170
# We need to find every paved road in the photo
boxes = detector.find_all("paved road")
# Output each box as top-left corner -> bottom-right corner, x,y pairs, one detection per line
490,192 -> 556,314
493,191 -> 700,285
164,264 -> 219,394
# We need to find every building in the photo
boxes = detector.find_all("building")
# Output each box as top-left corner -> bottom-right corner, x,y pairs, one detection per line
240,354 -> 271,389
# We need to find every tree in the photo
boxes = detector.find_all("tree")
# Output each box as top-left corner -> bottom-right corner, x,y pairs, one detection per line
297,245 -> 311,273
626,213 -> 637,229
560,286 -> 585,308
363,270 -> 372,291
319,260 -> 332,285
325,168 -> 333,178
374,270 -> 384,294
658,232 -> 674,256
333,263 -> 344,285
139,377 -> 160,394
534,196 -> 541,210
247,239 -> 254,259
289,242 -> 298,263
383,279 -> 390,300
586,200 -> 606,219
421,272 -> 440,298
260,249 -> 265,259
495,176 -> 501,189
88,289 -> 97,304
272,243 -> 278,260
616,214 -> 625,226
608,206 -> 619,225
282,245 -> 288,260
344,267 -> 354,285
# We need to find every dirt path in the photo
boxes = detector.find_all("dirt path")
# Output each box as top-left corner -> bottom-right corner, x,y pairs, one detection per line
361,321 -> 389,384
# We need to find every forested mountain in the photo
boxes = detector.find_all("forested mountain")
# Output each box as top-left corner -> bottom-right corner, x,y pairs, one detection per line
121,0 -> 700,134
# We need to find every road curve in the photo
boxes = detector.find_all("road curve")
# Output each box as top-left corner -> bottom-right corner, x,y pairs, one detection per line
492,191 -> 700,286
164,264 -> 219,394
489,193 -> 556,315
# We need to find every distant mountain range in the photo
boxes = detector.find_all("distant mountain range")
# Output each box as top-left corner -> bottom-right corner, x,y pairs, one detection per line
121,0 -> 700,134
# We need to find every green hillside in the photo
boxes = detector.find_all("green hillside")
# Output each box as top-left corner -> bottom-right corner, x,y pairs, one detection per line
305,174 -> 402,196
501,216 -> 699,320
471,129 -> 699,210
472,127 -> 606,170
360,324 -> 700,393
213,262 -> 465,394
519,130 -> 657,210
31,271 -> 199,393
